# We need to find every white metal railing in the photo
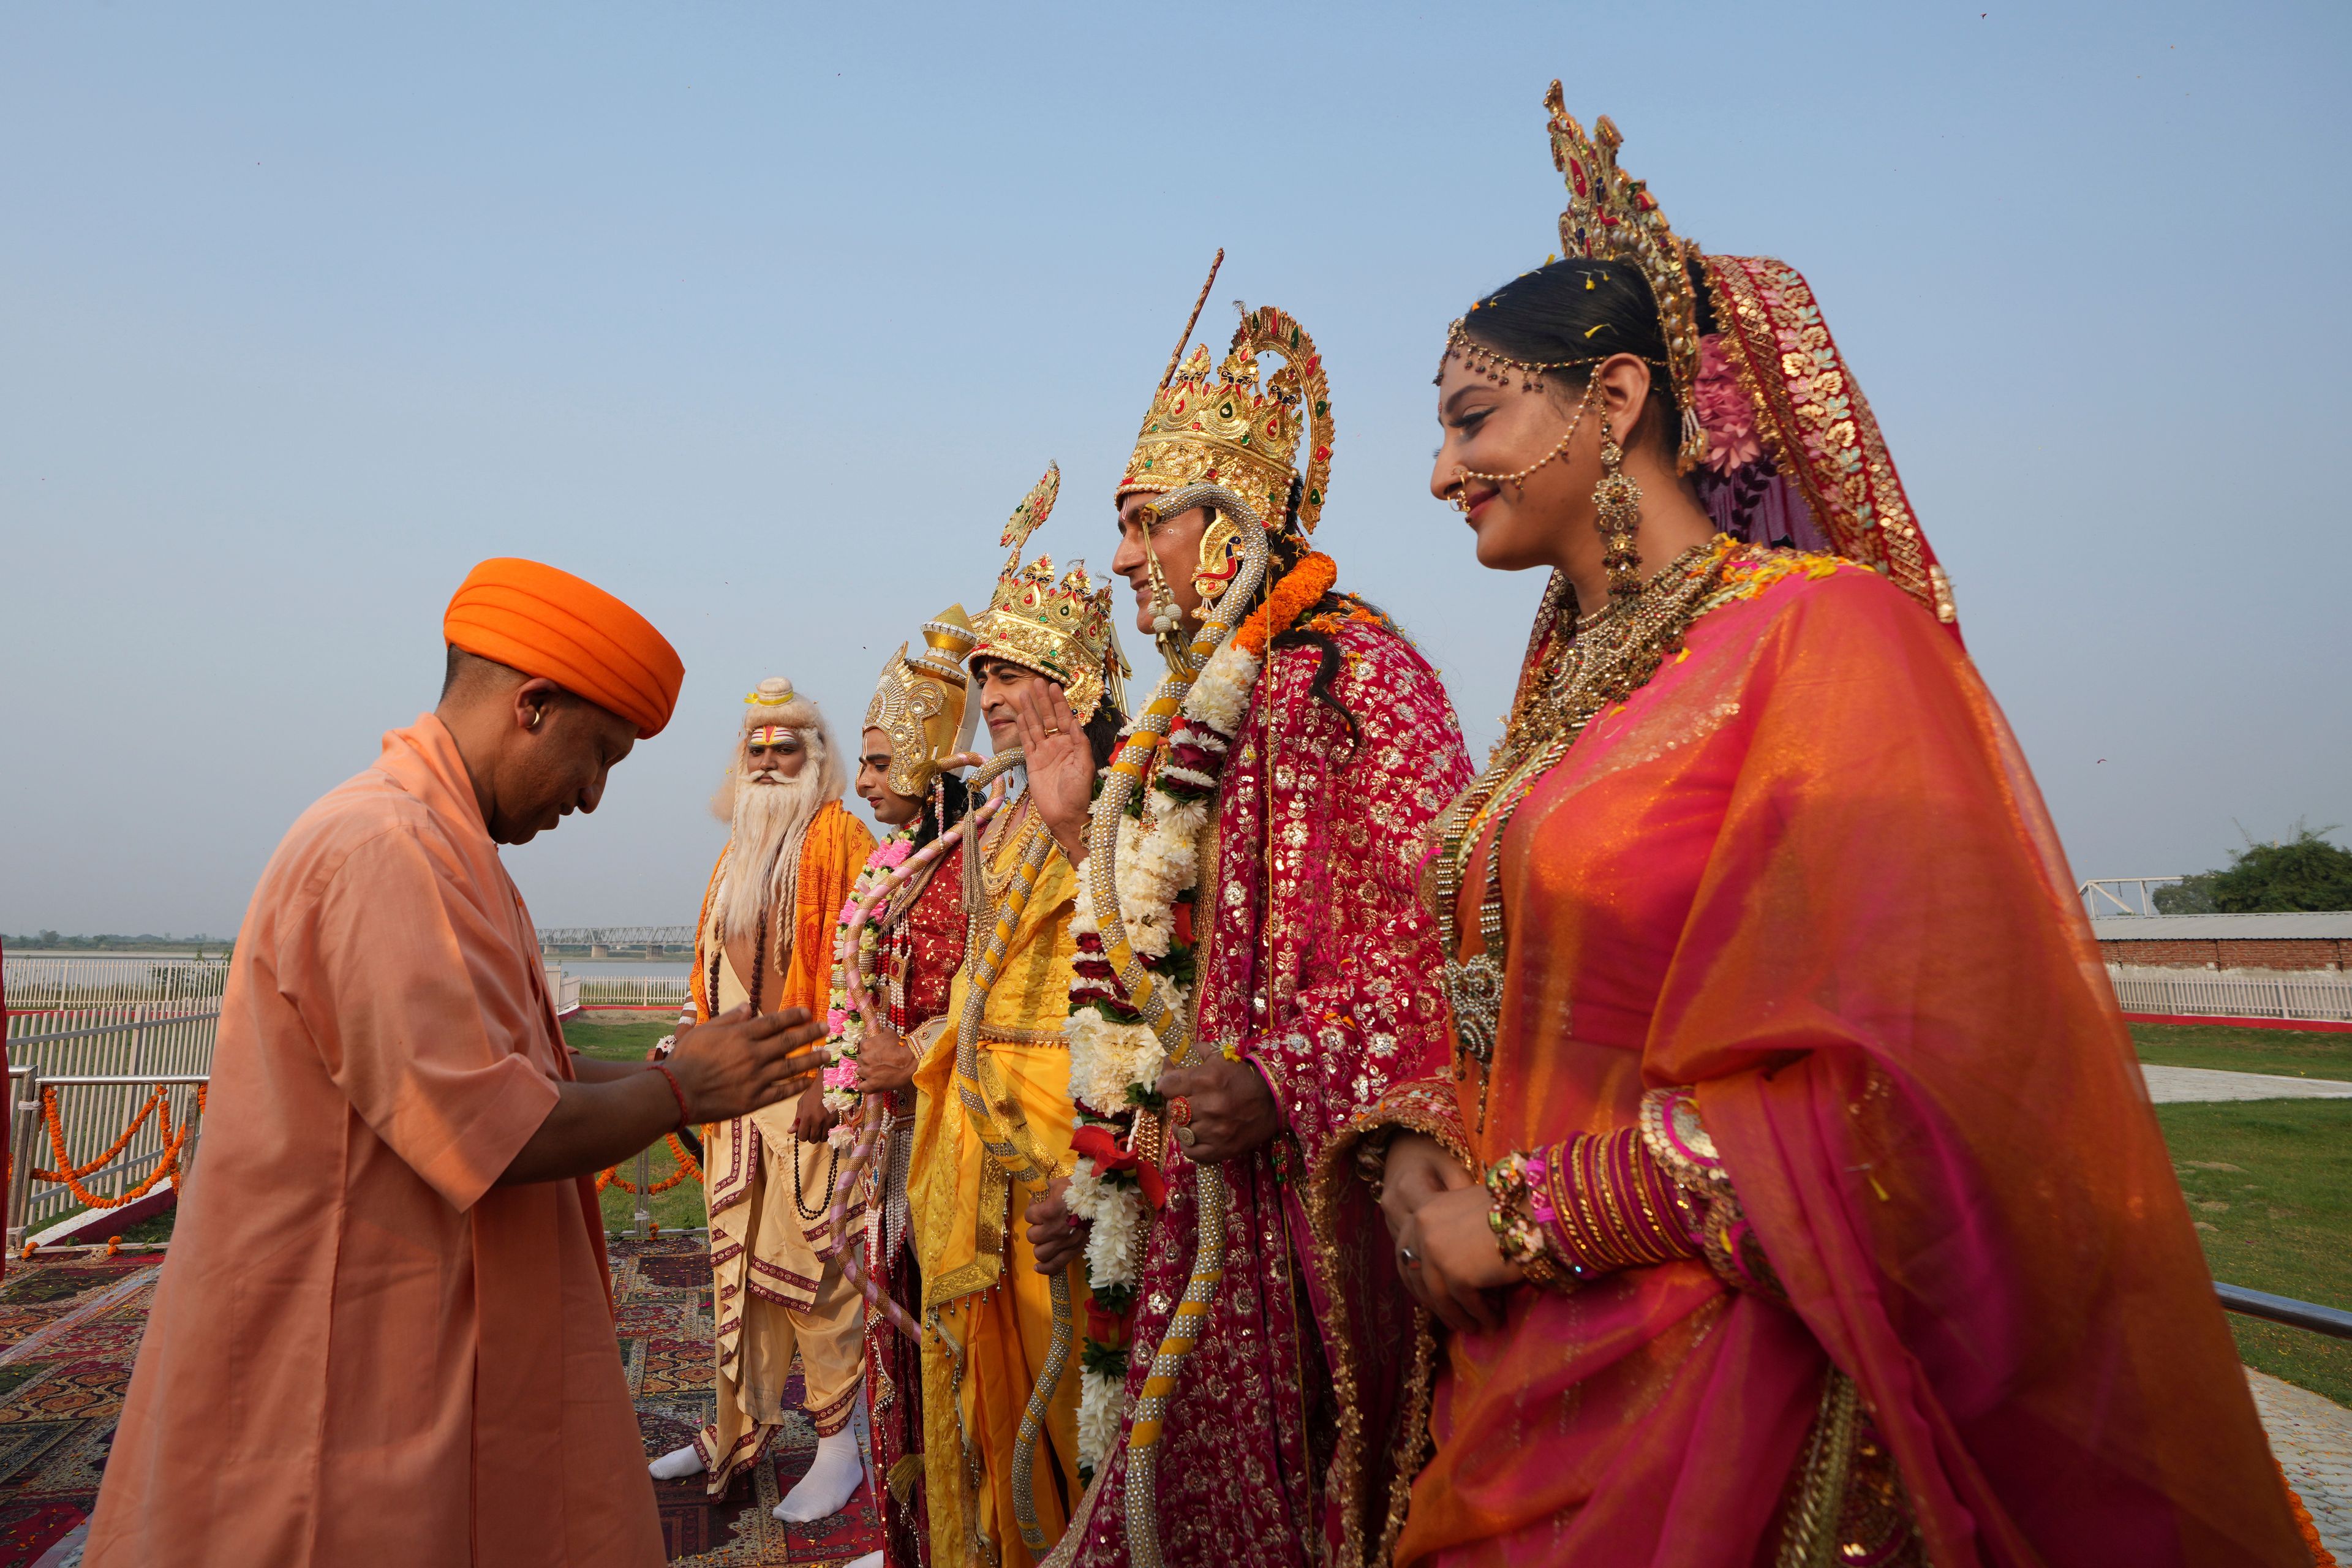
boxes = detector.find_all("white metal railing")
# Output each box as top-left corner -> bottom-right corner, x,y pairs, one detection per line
541,963 -> 584,1018
2079,878 -> 2187,919
573,974 -> 690,1009
5,956 -> 230,1012
4,1001 -> 218,1242
2106,964 -> 2352,1023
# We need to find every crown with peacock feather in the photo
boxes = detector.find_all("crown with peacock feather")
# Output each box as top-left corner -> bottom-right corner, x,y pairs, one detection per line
968,463 -> 1128,722
1117,255 -> 1333,537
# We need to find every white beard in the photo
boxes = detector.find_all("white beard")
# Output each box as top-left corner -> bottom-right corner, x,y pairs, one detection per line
717,769 -> 825,946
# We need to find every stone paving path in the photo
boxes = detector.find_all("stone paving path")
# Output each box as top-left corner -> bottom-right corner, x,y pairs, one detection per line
2251,1368 -> 2352,1559
2143,1065 -> 2352,1103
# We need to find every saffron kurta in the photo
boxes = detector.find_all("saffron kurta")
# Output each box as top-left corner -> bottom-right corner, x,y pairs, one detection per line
1379,564 -> 2304,1566
86,715 -> 661,1568
1057,617 -> 1471,1568
910,801 -> 1088,1568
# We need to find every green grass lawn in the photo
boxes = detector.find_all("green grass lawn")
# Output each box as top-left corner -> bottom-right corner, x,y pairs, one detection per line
562,1014 -> 710,1233
2154,1093 -> 2352,1404
2132,1023 -> 2352,1404
2130,1021 -> 2352,1079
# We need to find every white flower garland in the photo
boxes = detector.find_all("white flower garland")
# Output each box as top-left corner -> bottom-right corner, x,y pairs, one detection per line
1063,635 -> 1262,1474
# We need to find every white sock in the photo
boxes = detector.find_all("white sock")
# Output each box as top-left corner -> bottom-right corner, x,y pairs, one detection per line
774,1426 -> 864,1523
648,1443 -> 704,1482
844,1555 -> 885,1568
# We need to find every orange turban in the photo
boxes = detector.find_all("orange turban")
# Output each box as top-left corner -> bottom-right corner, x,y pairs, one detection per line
442,559 -> 685,738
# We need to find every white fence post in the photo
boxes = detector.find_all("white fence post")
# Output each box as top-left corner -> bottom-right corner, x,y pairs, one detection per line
2105,964 -> 2352,1024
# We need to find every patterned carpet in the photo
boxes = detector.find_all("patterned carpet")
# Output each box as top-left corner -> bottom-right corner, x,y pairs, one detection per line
0,1236 -> 882,1567
622,1235 -> 886,1566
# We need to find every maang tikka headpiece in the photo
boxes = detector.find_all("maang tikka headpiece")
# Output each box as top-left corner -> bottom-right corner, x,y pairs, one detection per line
1544,80 -> 1708,472
967,463 -> 1129,722
864,605 -> 979,799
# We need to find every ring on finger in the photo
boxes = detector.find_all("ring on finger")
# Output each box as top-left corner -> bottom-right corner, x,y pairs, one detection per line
1400,1245 -> 1421,1267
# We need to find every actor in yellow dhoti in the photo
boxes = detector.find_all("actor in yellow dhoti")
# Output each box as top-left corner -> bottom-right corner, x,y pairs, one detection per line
910,467 -> 1128,1568
650,677 -> 878,1526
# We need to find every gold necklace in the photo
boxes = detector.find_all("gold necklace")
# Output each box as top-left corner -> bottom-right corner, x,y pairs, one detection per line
1435,537 -> 1739,1126
981,797 -> 1041,902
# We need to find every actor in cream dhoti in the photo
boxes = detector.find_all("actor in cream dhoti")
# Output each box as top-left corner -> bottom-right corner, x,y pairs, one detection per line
649,679 -> 879,1525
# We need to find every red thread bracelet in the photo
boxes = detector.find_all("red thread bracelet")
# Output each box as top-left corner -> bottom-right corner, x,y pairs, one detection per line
649,1063 -> 692,1131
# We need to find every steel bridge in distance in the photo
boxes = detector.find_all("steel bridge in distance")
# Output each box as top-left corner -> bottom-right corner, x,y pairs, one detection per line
537,925 -> 695,956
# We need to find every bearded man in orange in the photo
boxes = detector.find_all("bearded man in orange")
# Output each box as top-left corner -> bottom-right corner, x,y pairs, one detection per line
648,677 -> 879,1525
85,559 -> 829,1568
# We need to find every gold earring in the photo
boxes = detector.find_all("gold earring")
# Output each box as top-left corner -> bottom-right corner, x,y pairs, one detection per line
1593,405 -> 1644,608
1191,515 -> 1242,605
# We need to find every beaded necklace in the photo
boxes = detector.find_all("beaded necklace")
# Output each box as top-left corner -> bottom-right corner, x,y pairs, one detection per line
1436,535 -> 1739,1129
793,1136 -> 840,1221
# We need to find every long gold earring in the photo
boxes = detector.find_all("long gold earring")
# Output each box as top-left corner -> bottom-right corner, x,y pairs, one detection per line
1593,405 -> 1645,608
1137,505 -> 1183,638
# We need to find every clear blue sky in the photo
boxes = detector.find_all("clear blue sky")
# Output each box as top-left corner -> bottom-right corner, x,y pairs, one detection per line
5,1 -> 2346,936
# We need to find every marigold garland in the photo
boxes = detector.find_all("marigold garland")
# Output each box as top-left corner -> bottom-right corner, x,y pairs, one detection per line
2280,1459 -> 2339,1567
1228,551 -> 1336,661
34,1084 -> 206,1211
595,1131 -> 703,1195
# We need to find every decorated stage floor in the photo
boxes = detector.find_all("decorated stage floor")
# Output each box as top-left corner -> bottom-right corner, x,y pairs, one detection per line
0,1235 -> 883,1567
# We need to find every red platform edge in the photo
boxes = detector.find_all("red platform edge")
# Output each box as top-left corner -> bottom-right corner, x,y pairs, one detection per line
2122,1011 -> 2352,1035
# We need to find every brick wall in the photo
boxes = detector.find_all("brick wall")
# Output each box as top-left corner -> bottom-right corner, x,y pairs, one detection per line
2098,937 -> 2350,971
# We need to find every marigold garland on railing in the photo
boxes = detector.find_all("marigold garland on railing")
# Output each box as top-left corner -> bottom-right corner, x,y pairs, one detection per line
33,1084 -> 207,1211
595,1132 -> 703,1196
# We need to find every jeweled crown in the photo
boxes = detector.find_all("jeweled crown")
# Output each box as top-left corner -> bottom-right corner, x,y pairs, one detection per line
1118,301 -> 1333,536
864,604 -> 977,799
1545,81 -> 1706,472
969,464 -> 1128,722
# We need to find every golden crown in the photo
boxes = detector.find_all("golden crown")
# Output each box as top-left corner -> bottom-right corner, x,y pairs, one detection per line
1544,82 -> 1706,471
864,604 -> 977,799
968,463 -> 1128,722
1117,268 -> 1333,536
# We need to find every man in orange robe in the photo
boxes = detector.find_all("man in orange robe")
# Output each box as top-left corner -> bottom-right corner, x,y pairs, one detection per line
85,559 -> 829,1568
646,677 -> 876,1523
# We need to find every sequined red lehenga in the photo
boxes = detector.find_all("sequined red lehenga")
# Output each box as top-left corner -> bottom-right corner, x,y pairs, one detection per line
1043,298 -> 1472,1568
836,611 -> 984,1568
858,834 -> 967,1567
1343,92 -> 2309,1568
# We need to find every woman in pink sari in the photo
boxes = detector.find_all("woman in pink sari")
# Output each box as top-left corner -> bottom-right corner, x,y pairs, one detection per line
1343,86 -> 2311,1567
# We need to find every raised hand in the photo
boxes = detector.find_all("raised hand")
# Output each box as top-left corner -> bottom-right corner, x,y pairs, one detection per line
1004,677 -> 1095,865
